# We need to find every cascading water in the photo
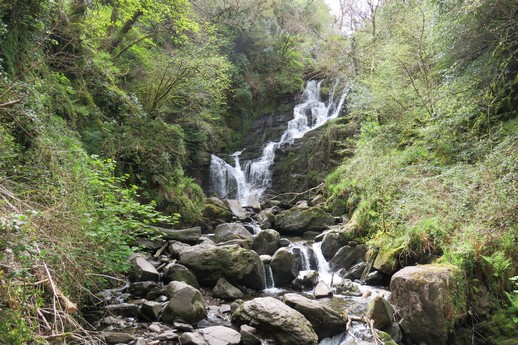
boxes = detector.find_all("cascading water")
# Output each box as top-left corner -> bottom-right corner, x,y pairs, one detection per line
209,80 -> 348,206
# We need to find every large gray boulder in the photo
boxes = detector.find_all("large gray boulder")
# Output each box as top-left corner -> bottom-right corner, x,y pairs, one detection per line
129,256 -> 159,282
321,232 -> 345,260
180,326 -> 241,345
274,206 -> 334,234
163,263 -> 199,288
329,244 -> 367,271
179,244 -> 263,288
214,223 -> 253,245
162,281 -> 207,324
252,229 -> 280,255
225,199 -> 250,220
366,295 -> 394,329
231,297 -> 318,345
390,264 -> 466,345
212,278 -> 244,301
270,247 -> 297,287
283,293 -> 348,340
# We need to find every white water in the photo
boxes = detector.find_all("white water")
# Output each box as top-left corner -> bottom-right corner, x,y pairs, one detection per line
312,241 -> 334,285
209,80 -> 348,206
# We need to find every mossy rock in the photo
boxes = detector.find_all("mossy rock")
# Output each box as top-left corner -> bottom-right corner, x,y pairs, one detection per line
373,245 -> 405,275
275,207 -> 334,234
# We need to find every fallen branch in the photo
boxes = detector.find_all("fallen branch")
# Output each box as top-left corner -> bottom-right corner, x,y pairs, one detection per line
34,260 -> 78,314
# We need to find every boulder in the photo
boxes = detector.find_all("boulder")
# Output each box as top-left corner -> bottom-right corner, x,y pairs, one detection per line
292,270 -> 319,291
270,247 -> 297,287
366,295 -> 394,329
201,198 -> 234,226
240,325 -> 262,345
128,281 -> 160,297
241,253 -> 267,290
339,262 -> 367,281
333,279 -> 362,296
212,278 -> 244,300
214,223 -> 253,244
163,263 -> 199,288
283,293 -> 348,340
179,244 -> 262,288
257,208 -> 276,229
181,326 -> 241,345
231,297 -> 318,345
252,229 -> 280,255
129,256 -> 159,282
225,199 -> 250,220
162,281 -> 207,324
329,244 -> 367,271
321,232 -> 345,260
390,264 -> 466,345
140,301 -> 162,321
274,206 -> 334,234
313,281 -> 333,299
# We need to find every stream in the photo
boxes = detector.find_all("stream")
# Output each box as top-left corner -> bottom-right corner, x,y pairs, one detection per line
87,80 -> 399,345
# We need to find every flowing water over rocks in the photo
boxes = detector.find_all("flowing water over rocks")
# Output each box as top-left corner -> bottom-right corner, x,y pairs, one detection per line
209,80 -> 347,206
88,200 -> 399,345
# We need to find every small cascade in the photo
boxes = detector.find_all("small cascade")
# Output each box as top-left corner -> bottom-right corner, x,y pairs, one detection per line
209,79 -> 348,206
291,242 -> 318,272
264,264 -> 275,289
312,242 -> 333,285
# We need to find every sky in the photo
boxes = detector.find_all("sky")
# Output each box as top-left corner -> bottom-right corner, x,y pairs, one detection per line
323,0 -> 341,16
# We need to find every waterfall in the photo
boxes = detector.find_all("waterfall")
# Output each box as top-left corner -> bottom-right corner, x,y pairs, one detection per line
312,242 -> 333,285
209,79 -> 348,206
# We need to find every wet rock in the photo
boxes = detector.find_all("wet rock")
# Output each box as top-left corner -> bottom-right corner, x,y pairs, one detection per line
366,295 -> 394,329
135,337 -> 147,345
201,198 -> 234,228
390,264 -> 466,345
313,281 -> 333,299
333,280 -> 362,297
129,256 -> 159,282
283,293 -> 348,340
105,303 -> 140,318
321,232 -> 345,260
241,252 -> 267,290
163,262 -> 199,288
225,199 -> 250,220
140,301 -> 162,321
162,281 -> 207,324
329,244 -> 367,271
214,223 -> 253,245
179,243 -> 261,287
339,262 -> 367,281
257,208 -> 276,229
274,206 -> 334,234
292,270 -> 319,290
102,331 -> 136,344
232,297 -> 318,345
128,281 -> 160,297
252,229 -> 280,255
364,271 -> 387,286
212,278 -> 244,300
148,322 -> 162,333
240,325 -> 262,345
270,247 -> 297,287
278,238 -> 292,247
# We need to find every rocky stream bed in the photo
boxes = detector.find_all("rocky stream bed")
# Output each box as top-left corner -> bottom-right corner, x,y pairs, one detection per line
85,197 -> 468,345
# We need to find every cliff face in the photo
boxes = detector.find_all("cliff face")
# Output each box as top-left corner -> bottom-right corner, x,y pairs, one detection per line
270,117 -> 357,195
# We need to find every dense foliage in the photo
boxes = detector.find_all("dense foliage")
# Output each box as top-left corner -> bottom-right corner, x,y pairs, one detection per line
325,0 -> 517,341
0,0 -> 516,343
